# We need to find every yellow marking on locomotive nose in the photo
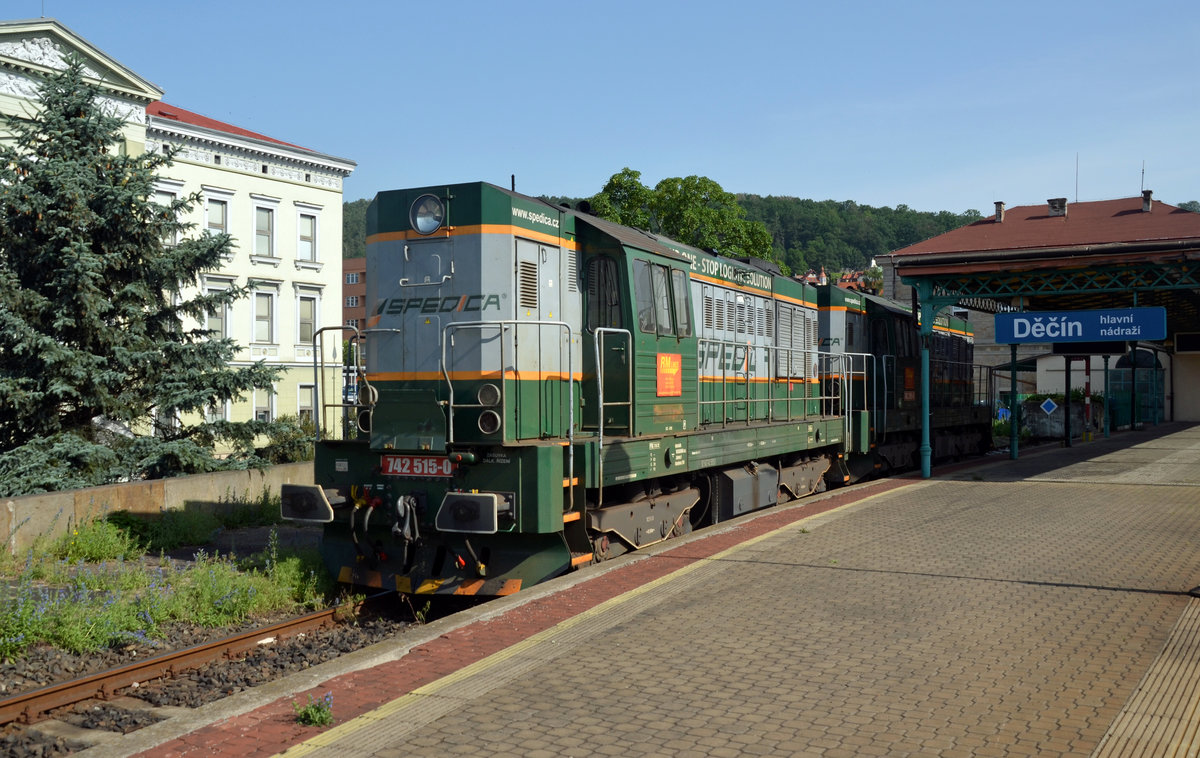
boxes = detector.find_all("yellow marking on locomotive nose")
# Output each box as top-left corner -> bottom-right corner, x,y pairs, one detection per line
562,510 -> 581,523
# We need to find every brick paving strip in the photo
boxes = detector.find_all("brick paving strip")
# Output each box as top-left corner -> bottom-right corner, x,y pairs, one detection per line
118,477 -> 915,758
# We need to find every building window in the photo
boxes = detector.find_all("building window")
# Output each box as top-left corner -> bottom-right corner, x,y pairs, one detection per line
346,296 -> 360,308
254,388 -> 274,422
346,272 -> 360,284
207,198 -> 227,235
255,207 -> 274,257
154,190 -> 178,245
346,318 -> 359,329
206,289 -> 228,338
298,295 -> 316,344
298,384 -> 315,425
254,291 -> 275,343
298,213 -> 316,261
205,401 -> 228,423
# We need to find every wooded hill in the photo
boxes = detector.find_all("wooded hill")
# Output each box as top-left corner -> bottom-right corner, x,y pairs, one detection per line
342,193 -> 982,274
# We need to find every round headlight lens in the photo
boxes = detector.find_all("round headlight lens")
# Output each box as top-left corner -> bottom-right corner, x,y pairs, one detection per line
478,410 -> 502,435
410,194 -> 445,235
476,383 -> 501,407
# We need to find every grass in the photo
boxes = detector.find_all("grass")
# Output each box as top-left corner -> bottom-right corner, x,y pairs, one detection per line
0,494 -> 336,662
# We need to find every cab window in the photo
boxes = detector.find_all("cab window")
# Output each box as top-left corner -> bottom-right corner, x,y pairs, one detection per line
670,269 -> 692,337
634,259 -> 691,337
587,257 -> 622,330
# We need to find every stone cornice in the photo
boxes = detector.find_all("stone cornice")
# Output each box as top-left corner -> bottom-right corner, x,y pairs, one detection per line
148,117 -> 355,177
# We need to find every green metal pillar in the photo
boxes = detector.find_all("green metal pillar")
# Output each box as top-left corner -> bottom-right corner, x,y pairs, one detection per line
917,280 -> 933,478
1064,356 -> 1072,447
1009,344 -> 1019,459
1103,355 -> 1111,437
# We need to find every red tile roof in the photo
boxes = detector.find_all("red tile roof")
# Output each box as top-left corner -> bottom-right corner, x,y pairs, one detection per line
146,101 -> 310,152
891,196 -> 1200,257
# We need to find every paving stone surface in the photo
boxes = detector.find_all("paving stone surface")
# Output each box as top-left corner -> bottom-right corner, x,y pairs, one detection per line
119,424 -> 1200,758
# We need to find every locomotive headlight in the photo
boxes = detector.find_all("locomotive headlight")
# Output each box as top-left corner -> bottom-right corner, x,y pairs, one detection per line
410,194 -> 445,235
476,383 -> 501,407
478,409 -> 502,435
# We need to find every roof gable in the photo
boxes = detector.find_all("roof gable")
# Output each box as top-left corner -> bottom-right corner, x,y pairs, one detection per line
0,18 -> 163,104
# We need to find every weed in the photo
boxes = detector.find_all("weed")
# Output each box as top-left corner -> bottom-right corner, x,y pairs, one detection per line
293,691 -> 335,727
332,592 -> 366,624
399,596 -> 432,624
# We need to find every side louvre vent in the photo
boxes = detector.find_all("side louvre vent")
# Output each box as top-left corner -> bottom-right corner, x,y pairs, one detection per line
567,249 -> 578,293
518,261 -> 538,310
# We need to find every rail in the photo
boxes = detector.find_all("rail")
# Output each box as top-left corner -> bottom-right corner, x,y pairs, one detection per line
0,594 -> 390,726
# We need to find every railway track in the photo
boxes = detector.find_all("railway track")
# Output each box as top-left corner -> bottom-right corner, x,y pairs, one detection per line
0,593 -> 408,756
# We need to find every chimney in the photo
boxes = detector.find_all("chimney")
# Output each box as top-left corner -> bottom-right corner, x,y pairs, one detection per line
994,201 -> 1005,222
1142,189 -> 1153,212
1047,198 -> 1068,217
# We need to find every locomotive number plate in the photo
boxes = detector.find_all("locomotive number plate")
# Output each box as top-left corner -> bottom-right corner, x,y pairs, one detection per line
381,455 -> 457,477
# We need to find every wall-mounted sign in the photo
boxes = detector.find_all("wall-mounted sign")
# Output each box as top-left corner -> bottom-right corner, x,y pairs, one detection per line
995,308 -> 1166,344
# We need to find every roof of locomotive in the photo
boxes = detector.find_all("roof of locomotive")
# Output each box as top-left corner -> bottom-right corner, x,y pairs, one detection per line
572,211 -> 694,264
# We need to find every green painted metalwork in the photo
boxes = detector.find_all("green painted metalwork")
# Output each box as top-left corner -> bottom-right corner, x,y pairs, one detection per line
916,280 -> 933,478
904,259 -> 1200,303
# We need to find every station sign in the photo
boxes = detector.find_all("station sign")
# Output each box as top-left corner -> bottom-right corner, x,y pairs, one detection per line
995,307 -> 1166,344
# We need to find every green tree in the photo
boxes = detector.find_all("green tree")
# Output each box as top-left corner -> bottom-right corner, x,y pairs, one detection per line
589,169 -> 774,261
0,59 -> 286,495
1179,200 -> 1200,213
588,167 -> 653,230
343,198 -> 369,258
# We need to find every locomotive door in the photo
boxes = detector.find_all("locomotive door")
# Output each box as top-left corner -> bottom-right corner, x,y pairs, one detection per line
586,256 -> 631,435
514,237 -> 566,440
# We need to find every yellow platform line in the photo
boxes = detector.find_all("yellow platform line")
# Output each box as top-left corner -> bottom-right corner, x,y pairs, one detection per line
1091,598 -> 1200,757
274,482 -> 919,757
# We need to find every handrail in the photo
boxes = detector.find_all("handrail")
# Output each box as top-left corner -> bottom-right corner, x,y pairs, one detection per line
592,327 -> 632,508
310,325 -> 369,442
442,320 -> 577,511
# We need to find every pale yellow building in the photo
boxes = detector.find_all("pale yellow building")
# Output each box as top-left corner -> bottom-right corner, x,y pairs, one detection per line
0,18 -> 356,436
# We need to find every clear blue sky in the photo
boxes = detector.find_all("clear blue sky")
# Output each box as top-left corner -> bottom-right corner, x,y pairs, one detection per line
23,0 -> 1200,213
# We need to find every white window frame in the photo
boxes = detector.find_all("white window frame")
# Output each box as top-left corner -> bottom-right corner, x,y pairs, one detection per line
345,295 -> 360,308
205,400 -> 230,423
251,194 -> 281,266
254,386 -> 276,423
295,285 -> 322,346
252,284 -> 279,344
202,186 -> 235,257
346,272 -> 360,284
294,201 -> 323,271
203,275 -> 235,340
153,177 -> 184,246
297,383 -> 316,425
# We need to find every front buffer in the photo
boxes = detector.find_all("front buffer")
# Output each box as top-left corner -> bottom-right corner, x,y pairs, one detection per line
283,443 -> 577,597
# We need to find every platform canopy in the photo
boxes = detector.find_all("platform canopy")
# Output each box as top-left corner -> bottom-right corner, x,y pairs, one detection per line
883,193 -> 1200,340
882,192 -> 1200,476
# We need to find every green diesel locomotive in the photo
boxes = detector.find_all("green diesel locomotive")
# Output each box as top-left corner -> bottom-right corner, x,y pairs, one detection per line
281,182 -> 992,596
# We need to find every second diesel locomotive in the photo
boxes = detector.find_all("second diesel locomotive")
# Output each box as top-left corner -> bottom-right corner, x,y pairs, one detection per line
282,182 -> 992,596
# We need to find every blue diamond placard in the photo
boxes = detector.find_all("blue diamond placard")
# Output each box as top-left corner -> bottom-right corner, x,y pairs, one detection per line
1040,398 -> 1058,415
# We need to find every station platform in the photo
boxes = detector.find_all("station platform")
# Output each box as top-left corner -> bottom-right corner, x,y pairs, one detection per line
100,423 -> 1200,758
